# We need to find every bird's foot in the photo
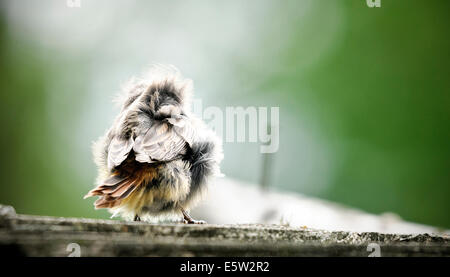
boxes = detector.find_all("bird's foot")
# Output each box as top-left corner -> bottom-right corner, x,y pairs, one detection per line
134,214 -> 141,222
179,206 -> 206,224
183,218 -> 206,224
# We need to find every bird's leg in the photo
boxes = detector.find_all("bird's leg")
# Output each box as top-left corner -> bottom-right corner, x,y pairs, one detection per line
179,206 -> 206,224
134,214 -> 141,222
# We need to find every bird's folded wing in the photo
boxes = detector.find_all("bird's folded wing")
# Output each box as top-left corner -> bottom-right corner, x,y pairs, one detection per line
133,121 -> 188,163
167,116 -> 196,147
106,118 -> 195,170
107,136 -> 134,170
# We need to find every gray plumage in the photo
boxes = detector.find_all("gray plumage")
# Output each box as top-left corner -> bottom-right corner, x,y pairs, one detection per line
85,65 -> 223,223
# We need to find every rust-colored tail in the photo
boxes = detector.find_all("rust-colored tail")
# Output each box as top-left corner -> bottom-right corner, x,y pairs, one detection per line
84,174 -> 138,209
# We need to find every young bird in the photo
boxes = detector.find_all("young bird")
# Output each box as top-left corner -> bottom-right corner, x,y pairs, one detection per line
84,66 -> 223,223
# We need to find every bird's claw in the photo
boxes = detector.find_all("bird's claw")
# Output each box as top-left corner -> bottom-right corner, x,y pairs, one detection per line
183,219 -> 206,224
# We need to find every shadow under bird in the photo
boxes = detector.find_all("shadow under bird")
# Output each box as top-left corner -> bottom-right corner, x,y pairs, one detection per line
84,66 -> 223,223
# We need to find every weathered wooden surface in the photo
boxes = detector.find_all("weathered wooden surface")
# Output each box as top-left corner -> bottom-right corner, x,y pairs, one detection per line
0,204 -> 448,257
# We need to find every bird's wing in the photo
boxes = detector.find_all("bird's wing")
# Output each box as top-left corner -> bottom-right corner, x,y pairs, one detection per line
132,121 -> 188,164
106,118 -> 194,170
166,116 -> 196,147
107,136 -> 134,170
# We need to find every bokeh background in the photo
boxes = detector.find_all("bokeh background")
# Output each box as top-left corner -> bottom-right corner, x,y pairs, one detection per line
0,0 -> 449,229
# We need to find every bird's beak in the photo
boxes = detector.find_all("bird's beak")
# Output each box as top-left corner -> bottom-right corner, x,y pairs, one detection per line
166,115 -> 185,127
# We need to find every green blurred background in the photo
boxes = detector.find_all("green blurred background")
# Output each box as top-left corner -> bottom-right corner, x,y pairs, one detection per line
0,0 -> 449,228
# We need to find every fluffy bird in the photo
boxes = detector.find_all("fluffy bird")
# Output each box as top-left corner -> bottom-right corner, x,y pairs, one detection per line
84,66 -> 223,223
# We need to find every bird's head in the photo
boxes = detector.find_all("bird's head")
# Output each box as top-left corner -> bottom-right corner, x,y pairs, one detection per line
148,82 -> 185,120
120,65 -> 193,121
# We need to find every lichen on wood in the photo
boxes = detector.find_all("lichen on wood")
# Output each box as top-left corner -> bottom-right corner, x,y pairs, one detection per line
0,204 -> 448,257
